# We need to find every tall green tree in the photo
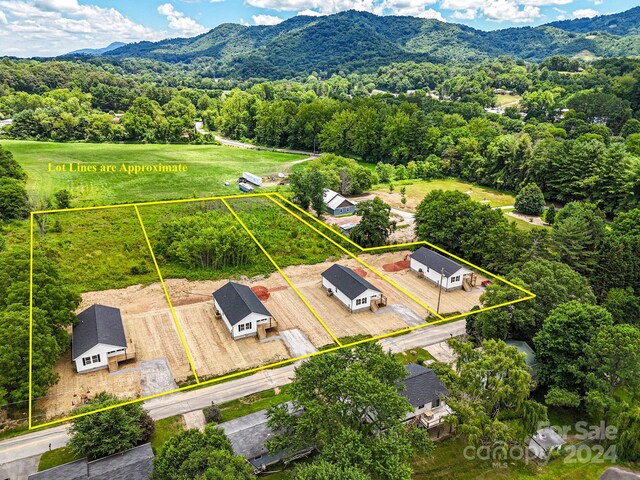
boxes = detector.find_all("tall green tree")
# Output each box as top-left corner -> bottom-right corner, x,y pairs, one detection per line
153,425 -> 255,480
515,183 -> 545,215
445,339 -> 547,446
266,343 -> 431,480
350,197 -> 396,247
69,392 -> 153,460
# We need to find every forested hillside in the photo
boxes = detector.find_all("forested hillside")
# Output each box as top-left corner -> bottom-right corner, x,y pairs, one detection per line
97,10 -> 640,79
547,6 -> 640,36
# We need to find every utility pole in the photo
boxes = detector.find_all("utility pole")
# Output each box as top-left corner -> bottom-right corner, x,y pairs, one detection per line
436,268 -> 444,314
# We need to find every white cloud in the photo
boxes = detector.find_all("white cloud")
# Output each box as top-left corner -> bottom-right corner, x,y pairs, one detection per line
252,13 -> 284,24
0,10 -> 6,24
451,7 -> 477,19
572,8 -> 598,18
297,8 -> 324,16
157,3 -> 208,34
246,0 -> 379,15
592,0 -> 603,4
382,0 -> 447,19
0,0 -> 162,56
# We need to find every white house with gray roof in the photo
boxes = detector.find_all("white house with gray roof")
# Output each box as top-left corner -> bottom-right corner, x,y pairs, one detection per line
72,305 -> 130,374
213,282 -> 275,340
321,264 -> 384,312
401,363 -> 450,429
410,246 -> 472,291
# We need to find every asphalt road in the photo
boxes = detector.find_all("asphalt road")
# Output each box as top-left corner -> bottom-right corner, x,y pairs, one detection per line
0,319 -> 464,476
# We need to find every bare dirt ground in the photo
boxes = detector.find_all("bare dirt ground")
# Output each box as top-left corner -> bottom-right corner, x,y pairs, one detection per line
279,257 -> 433,339
37,352 -> 141,420
506,210 -> 548,227
173,302 -> 290,379
360,251 -> 488,316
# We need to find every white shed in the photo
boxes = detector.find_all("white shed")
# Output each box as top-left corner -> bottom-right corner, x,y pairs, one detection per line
72,305 -> 130,373
213,282 -> 275,340
410,247 -> 472,292
321,264 -> 383,312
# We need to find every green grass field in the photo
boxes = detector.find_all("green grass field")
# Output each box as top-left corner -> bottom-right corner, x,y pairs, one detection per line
2,140 -> 304,206
374,178 -> 516,208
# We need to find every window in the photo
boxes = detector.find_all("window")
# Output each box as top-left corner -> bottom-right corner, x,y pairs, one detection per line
433,398 -> 441,408
238,324 -> 245,332
356,298 -> 362,306
82,354 -> 101,366
246,322 -> 252,330
418,404 -> 425,409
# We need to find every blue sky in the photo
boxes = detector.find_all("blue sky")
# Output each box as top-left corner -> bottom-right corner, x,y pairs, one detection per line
0,0 -> 635,57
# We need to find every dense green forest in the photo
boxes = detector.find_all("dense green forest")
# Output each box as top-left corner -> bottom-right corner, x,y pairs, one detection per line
95,10 -> 640,78
2,54 -> 638,214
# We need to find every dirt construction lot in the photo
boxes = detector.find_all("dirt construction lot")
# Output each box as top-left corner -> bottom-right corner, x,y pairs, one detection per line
361,251 -> 488,316
279,257 -> 435,339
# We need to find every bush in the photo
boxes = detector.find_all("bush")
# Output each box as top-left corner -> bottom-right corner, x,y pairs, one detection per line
203,404 -> 222,424
140,411 -> 156,443
515,183 -> 545,215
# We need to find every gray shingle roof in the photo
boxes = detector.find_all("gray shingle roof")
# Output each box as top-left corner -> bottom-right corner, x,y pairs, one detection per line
72,305 -> 127,360
401,364 -> 448,408
213,282 -> 272,326
410,247 -> 469,278
321,264 -> 381,300
28,444 -> 153,480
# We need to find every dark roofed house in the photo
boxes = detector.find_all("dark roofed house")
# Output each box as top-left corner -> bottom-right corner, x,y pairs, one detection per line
321,264 -> 385,312
401,363 -> 451,430
409,247 -> 473,291
72,305 -> 133,374
528,427 -> 565,460
213,282 -> 276,340
219,403 -> 312,474
323,189 -> 356,216
29,443 -> 154,480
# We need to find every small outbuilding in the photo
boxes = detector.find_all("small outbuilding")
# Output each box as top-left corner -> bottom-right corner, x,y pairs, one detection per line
321,264 -> 385,312
410,247 -> 474,292
528,427 -> 565,460
323,189 -> 356,216
72,305 -> 134,374
213,282 -> 276,340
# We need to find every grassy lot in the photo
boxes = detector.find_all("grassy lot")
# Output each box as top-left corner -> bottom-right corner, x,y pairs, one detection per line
412,437 -> 621,480
394,347 -> 435,365
151,415 -> 186,454
2,140 -> 303,206
218,386 -> 292,423
372,179 -> 515,210
38,446 -> 80,471
495,94 -> 522,107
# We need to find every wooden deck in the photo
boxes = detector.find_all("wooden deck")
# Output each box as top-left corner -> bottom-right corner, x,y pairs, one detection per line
107,340 -> 136,372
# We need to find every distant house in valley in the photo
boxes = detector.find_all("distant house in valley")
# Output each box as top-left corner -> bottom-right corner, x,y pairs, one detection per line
323,189 -> 356,216
72,305 -> 134,374
213,282 -> 277,340
219,402 -> 312,473
409,247 -> 474,292
401,363 -> 450,430
321,264 -> 385,312
29,443 -> 154,480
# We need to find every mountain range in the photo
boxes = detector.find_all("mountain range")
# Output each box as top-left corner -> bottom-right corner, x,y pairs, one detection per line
71,8 -> 640,78
67,42 -> 127,56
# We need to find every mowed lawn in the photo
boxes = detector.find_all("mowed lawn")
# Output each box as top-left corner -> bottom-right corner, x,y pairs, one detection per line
3,140 -> 304,206
372,178 -> 516,210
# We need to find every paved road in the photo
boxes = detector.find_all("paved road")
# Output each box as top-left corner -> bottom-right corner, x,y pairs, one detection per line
0,320 -> 464,475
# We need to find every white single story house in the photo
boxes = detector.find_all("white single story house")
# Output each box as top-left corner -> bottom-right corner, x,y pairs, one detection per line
323,189 -> 356,216
401,363 -> 451,430
72,305 -> 129,374
321,264 -> 384,312
410,246 -> 472,292
213,282 -> 275,340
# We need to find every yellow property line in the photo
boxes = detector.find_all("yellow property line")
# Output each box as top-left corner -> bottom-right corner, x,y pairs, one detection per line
31,193 -> 271,215
221,198 -> 342,346
267,195 -> 444,319
28,213 -> 34,429
28,191 -> 535,429
134,205 -> 201,384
